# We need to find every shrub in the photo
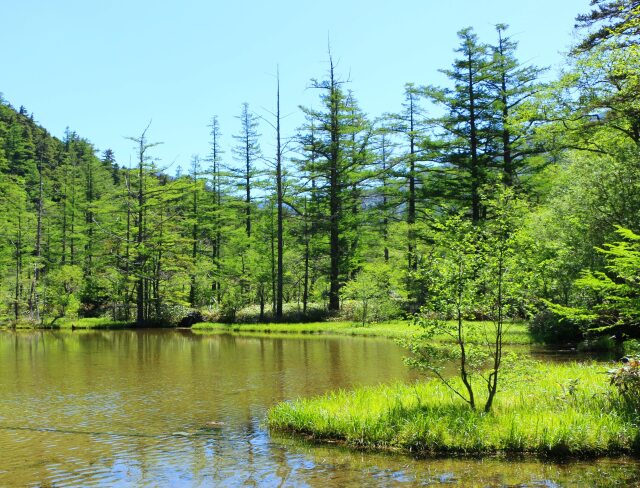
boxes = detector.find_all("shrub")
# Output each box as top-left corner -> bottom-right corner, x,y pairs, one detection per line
151,303 -> 192,325
212,302 -> 330,324
44,265 -> 84,320
577,335 -> 616,352
528,309 -> 584,344
200,308 -> 222,323
608,356 -> 640,410
178,310 -> 203,327
340,263 -> 404,326
339,299 -> 401,326
623,339 -> 640,355
546,227 -> 640,340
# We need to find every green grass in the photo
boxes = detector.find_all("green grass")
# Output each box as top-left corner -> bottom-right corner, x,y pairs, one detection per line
192,320 -> 532,344
0,317 -> 133,330
2,316 -> 533,345
53,317 -> 133,329
268,362 -> 639,457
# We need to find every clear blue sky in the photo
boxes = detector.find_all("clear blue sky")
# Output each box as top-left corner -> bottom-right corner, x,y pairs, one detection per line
1,0 -> 589,171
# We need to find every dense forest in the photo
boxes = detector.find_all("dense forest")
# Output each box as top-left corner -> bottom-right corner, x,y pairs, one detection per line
1,0 -> 638,342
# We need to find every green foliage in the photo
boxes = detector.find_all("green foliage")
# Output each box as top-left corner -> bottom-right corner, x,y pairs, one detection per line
607,355 -> 640,411
45,265 -> 84,320
404,188 -> 528,412
0,6 -> 637,337
340,263 -> 402,326
574,0 -> 640,52
528,309 -> 584,344
192,319 -> 532,345
231,302 -> 329,324
219,285 -> 244,322
548,227 -> 640,338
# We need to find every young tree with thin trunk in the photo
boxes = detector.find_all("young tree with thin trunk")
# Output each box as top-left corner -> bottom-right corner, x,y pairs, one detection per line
259,68 -> 286,319
188,155 -> 201,307
403,187 -> 525,412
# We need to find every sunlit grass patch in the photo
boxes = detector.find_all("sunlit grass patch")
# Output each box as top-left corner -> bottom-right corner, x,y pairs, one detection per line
268,362 -> 637,457
53,317 -> 131,329
0,316 -> 133,329
192,320 -> 531,344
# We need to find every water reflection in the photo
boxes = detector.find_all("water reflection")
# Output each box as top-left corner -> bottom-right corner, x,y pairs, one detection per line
0,329 -> 637,486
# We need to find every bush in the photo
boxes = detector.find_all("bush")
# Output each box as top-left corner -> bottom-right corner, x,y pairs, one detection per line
339,299 -> 401,326
219,287 -> 243,322
44,265 -> 83,320
623,339 -> 640,355
340,263 -> 404,326
608,356 -> 640,411
178,310 -> 203,327
210,302 -> 330,324
528,309 -> 584,344
200,308 -> 222,323
577,335 -> 616,352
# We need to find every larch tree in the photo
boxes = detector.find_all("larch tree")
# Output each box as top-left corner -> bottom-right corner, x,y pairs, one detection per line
259,68 -> 287,319
425,27 -> 494,222
126,125 -> 162,326
299,54 -> 373,311
573,0 -> 640,52
206,116 -> 226,305
388,83 -> 428,271
232,103 -> 261,240
487,24 -> 546,188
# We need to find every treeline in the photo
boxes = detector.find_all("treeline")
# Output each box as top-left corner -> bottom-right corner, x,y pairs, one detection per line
1,1 -> 639,336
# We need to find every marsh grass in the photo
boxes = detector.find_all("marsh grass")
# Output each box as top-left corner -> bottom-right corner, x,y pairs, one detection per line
193,320 -> 531,344
1,317 -> 183,329
268,362 -> 639,457
45,317 -> 131,329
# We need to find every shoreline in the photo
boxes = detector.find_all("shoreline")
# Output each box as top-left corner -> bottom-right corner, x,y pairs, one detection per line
1,319 -> 533,344
191,320 -> 532,344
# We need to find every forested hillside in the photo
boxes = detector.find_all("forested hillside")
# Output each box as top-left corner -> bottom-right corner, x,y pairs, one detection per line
1,1 -> 639,338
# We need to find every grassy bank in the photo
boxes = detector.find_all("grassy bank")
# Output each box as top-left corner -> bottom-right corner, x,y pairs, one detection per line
1,317 -> 133,330
268,362 -> 638,457
193,320 -> 532,344
2,317 -> 534,345
53,317 -> 133,329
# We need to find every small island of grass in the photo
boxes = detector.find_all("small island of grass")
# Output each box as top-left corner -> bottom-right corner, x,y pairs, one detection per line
267,361 -> 639,458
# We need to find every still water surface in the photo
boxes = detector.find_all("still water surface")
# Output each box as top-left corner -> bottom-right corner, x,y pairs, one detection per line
0,329 -> 638,487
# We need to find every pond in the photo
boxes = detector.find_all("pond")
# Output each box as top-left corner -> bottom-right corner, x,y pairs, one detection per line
0,329 -> 637,486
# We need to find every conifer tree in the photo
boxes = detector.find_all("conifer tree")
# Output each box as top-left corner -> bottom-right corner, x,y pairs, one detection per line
487,24 -> 545,187
300,54 -> 373,310
574,0 -> 640,52
232,103 -> 261,240
425,28 -> 494,221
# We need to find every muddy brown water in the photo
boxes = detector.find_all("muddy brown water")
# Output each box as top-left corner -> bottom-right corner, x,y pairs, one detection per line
0,329 -> 637,487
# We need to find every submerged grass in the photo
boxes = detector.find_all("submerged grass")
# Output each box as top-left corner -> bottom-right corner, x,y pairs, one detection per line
193,320 -> 531,344
268,362 -> 639,457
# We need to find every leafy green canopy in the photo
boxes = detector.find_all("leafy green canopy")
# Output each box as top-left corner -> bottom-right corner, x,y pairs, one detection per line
548,227 -> 640,337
